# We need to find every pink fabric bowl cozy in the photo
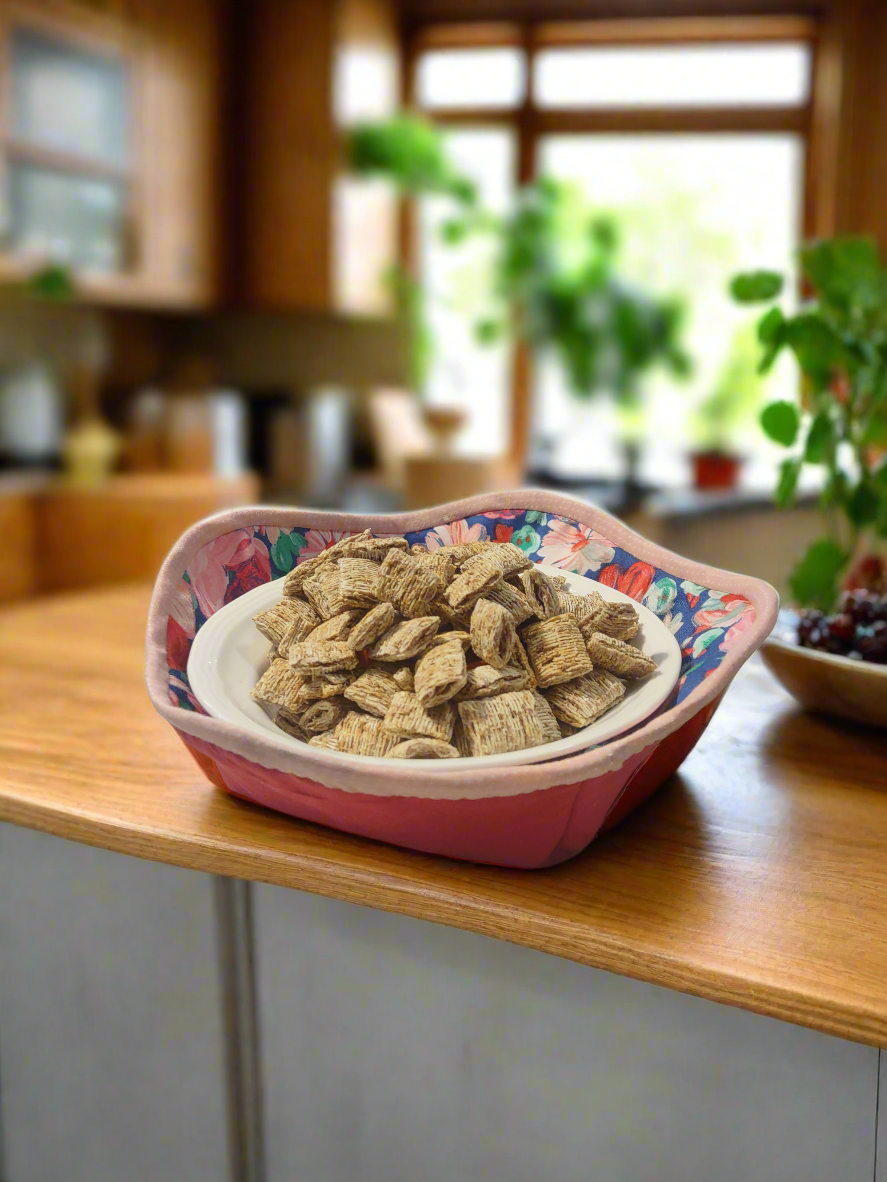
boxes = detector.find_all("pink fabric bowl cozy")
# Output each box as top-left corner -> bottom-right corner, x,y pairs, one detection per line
146,491 -> 778,868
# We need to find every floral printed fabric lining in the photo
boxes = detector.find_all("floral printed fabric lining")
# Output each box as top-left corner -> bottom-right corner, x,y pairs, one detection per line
167,513 -> 754,712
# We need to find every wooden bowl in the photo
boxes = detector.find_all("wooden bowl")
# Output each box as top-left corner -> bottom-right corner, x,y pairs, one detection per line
761,611 -> 887,729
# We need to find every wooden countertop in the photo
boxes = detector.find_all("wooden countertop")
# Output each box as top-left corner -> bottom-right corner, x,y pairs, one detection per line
2,585 -> 886,1047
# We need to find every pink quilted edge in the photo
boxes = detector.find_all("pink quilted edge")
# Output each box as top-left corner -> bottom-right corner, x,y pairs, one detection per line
145,490 -> 779,800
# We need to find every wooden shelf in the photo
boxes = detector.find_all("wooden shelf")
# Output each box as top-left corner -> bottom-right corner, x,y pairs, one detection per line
1,584 -> 886,1047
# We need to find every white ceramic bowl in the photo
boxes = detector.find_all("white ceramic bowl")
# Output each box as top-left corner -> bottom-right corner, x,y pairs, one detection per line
187,567 -> 682,772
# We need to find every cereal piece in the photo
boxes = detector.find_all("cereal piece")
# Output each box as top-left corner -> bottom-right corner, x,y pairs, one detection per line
445,554 -> 502,610
302,563 -> 343,620
532,693 -> 562,744
414,641 -> 468,707
544,671 -> 625,728
288,639 -> 357,677
415,548 -> 456,583
274,708 -> 306,740
485,580 -> 535,626
344,667 -> 400,717
378,549 -> 444,618
507,635 -> 537,691
555,590 -> 597,620
305,609 -> 364,644
368,616 -> 440,661
451,716 -> 471,756
253,598 -> 319,648
388,738 -> 460,759
454,663 -> 529,701
458,690 -> 544,756
470,599 -> 517,670
282,552 -> 331,597
383,692 -> 456,742
431,596 -> 474,628
294,670 -> 355,708
519,566 -> 562,619
298,696 -> 350,735
443,540 -> 493,566
346,602 -> 398,651
584,632 -> 656,679
337,557 -> 382,609
464,541 -> 531,578
392,665 -> 414,692
427,630 -> 471,650
522,614 -> 593,689
579,592 -> 640,641
308,731 -> 340,750
251,659 -> 308,711
336,531 -> 409,562
333,713 -> 402,757
559,720 -> 580,737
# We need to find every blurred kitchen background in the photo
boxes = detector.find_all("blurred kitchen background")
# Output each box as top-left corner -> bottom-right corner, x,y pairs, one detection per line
0,0 -> 884,603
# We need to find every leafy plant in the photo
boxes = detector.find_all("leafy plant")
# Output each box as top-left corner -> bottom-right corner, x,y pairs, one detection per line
691,327 -> 765,454
346,117 -> 478,395
732,236 -> 887,610
474,179 -> 690,408
348,116 -> 477,206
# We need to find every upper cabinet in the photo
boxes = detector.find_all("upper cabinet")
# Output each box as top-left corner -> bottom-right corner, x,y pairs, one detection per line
0,0 -> 223,307
242,0 -> 400,315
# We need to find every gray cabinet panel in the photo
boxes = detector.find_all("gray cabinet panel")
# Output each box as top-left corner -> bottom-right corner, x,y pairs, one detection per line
878,1049 -> 886,1182
254,884 -> 878,1182
0,824 -> 231,1182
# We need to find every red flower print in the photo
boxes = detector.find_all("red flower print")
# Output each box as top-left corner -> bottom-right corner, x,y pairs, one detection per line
597,561 -> 655,601
494,524 -> 514,543
224,539 -> 271,603
166,616 -> 191,672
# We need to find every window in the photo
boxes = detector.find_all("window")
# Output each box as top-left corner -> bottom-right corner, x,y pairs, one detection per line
534,43 -> 811,108
419,128 -> 515,455
416,47 -> 526,109
410,19 -> 814,486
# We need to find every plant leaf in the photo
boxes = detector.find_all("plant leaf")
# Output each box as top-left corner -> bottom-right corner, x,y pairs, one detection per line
847,480 -> 880,527
730,271 -> 784,303
775,457 -> 801,507
789,538 -> 848,611
783,314 -> 845,385
803,408 -> 835,463
760,400 -> 800,446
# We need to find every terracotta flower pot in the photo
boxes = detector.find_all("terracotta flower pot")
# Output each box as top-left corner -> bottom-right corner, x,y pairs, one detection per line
691,451 -> 742,491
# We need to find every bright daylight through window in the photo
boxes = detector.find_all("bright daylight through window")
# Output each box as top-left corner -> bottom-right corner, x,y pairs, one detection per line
415,33 -> 810,489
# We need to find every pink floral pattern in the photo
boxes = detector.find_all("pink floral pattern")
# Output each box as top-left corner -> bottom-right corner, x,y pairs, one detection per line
423,519 -> 489,551
537,519 -> 616,576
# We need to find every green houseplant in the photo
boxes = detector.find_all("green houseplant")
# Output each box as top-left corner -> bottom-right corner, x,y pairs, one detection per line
470,179 -> 691,490
689,327 -> 764,490
732,236 -> 887,610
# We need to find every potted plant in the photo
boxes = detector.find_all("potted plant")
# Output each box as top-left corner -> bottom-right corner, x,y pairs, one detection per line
732,237 -> 887,610
731,238 -> 887,724
688,327 -> 763,491
347,116 -> 479,450
470,179 -> 691,499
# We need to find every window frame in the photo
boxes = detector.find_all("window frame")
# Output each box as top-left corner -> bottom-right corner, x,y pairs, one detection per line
404,14 -> 819,471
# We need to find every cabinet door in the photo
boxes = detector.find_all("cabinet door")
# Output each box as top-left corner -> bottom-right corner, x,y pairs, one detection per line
254,884 -> 879,1182
136,0 -> 222,305
0,824 -> 232,1182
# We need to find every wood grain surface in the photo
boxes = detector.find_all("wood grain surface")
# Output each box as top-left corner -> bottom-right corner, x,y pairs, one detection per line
1,585 -> 886,1047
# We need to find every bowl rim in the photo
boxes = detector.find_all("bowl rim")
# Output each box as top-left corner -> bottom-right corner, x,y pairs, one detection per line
146,489 -> 780,799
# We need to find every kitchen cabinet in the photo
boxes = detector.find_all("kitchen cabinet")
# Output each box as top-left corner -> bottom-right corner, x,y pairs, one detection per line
253,885 -> 879,1182
0,824 -> 233,1182
242,0 -> 400,314
0,0 -> 223,307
